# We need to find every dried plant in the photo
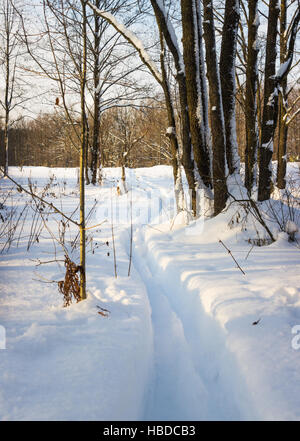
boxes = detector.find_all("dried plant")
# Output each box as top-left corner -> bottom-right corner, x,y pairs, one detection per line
58,255 -> 81,307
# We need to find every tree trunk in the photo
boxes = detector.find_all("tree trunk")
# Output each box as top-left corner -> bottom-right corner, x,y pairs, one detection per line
219,0 -> 240,175
150,0 -> 198,216
3,0 -> 10,176
245,0 -> 259,193
4,114 -> 9,175
159,31 -> 184,213
79,0 -> 87,300
195,0 -> 211,160
276,0 -> 288,189
258,0 -> 280,201
276,4 -> 300,189
85,117 -> 90,185
91,0 -> 101,185
202,0 -> 228,215
181,0 -> 211,190
276,93 -> 288,189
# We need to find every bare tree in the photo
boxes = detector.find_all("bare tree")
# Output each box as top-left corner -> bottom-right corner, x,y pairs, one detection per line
258,0 -> 299,201
219,0 -> 241,175
87,0 -> 153,184
181,0 -> 212,191
244,0 -> 260,194
276,0 -> 300,189
88,0 -> 192,215
89,0 -> 102,184
159,30 -> 184,213
0,0 -> 27,175
149,0 -> 199,215
202,0 -> 228,215
79,0 -> 88,300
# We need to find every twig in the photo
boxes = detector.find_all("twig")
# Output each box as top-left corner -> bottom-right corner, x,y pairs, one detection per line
226,190 -> 275,243
32,272 -> 60,284
0,168 -> 80,226
145,224 -> 165,234
96,305 -> 111,317
245,244 -> 255,260
31,258 -> 65,266
84,220 -> 107,231
219,239 -> 246,275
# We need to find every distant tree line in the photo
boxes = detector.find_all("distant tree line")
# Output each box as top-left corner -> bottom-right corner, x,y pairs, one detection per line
0,101 -> 172,168
1,90 -> 299,170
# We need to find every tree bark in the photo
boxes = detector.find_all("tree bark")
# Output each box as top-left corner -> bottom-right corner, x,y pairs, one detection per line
276,0 -> 300,189
276,0 -> 287,189
245,0 -> 259,193
150,0 -> 198,215
258,0 -> 280,201
195,0 -> 210,159
4,112 -> 9,175
181,0 -> 211,190
202,0 -> 228,215
3,0 -> 11,175
276,92 -> 288,189
90,0 -> 102,185
219,0 -> 240,175
79,0 -> 87,300
159,31 -> 184,213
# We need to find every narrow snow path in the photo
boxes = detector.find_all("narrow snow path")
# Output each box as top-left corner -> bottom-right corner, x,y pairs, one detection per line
132,252 -> 208,420
131,228 -> 245,421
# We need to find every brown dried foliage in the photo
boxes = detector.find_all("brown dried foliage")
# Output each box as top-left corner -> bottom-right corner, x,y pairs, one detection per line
58,256 -> 81,307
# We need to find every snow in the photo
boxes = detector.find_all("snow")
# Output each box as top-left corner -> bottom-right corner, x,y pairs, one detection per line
166,126 -> 176,135
253,12 -> 260,27
262,140 -> 274,152
285,220 -> 298,234
1,164 -> 300,420
252,39 -> 259,51
267,88 -> 279,106
276,58 -> 291,79
154,0 -> 185,73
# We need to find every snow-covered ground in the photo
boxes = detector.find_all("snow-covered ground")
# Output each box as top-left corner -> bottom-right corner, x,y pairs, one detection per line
0,164 -> 300,421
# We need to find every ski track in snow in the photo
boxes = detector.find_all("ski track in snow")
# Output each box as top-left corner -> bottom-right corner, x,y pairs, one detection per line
130,226 -> 254,421
132,234 -> 240,420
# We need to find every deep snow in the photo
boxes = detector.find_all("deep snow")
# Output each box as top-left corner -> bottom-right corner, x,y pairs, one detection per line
0,164 -> 300,421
